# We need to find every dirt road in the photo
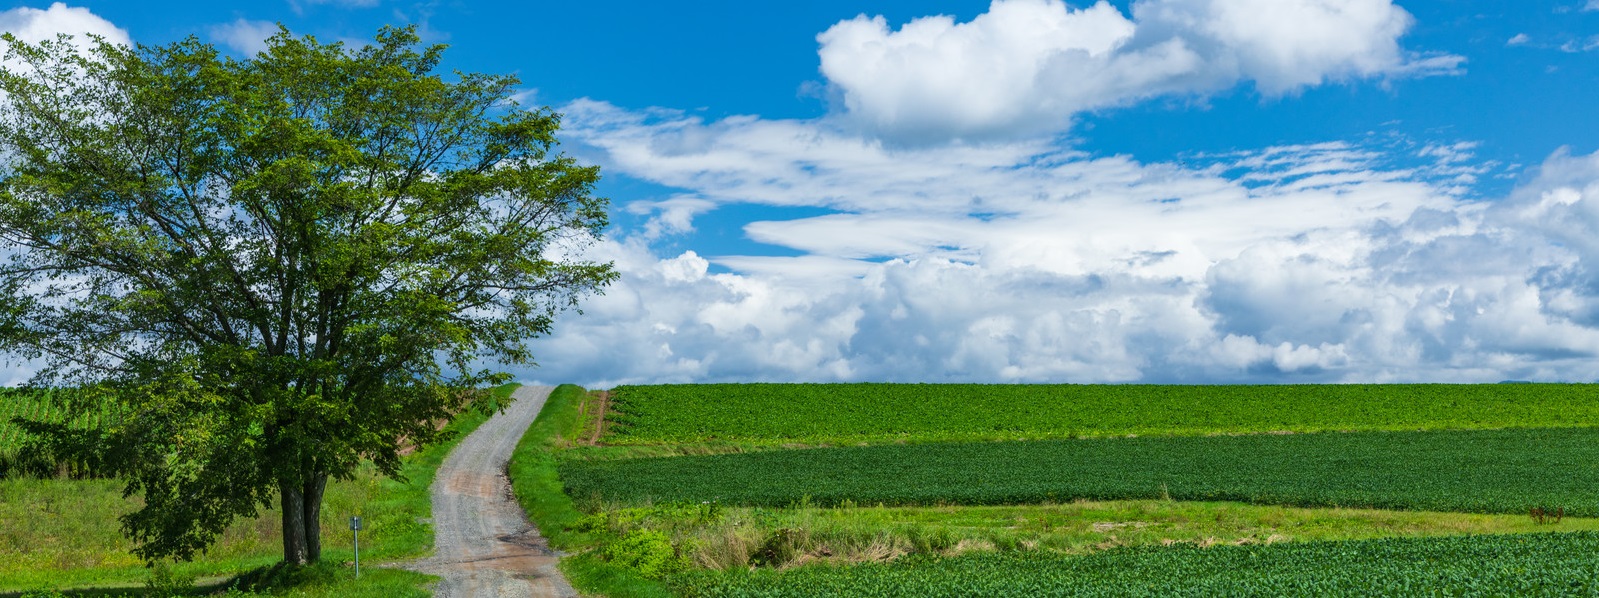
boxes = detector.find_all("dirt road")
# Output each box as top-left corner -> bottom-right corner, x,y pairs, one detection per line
406,385 -> 577,597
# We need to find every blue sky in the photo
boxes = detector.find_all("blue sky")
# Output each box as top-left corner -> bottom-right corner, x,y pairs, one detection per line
5,0 -> 1599,385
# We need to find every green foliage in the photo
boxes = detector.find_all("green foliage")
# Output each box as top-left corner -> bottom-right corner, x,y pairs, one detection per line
145,560 -> 197,594
602,529 -> 685,580
562,427 -> 1599,515
605,383 -> 1599,444
671,532 -> 1599,597
0,23 -> 613,564
561,553 -> 677,598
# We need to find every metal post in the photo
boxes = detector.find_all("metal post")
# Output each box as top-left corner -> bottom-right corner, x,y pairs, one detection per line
351,516 -> 362,578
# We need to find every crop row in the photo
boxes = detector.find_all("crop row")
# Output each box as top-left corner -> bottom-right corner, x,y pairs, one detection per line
560,427 -> 1599,515
603,383 -> 1599,444
0,389 -> 118,477
670,532 -> 1599,597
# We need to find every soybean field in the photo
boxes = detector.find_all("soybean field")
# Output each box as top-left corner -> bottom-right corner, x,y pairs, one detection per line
561,426 -> 1599,515
603,383 -> 1599,444
0,389 -> 118,477
670,532 -> 1599,598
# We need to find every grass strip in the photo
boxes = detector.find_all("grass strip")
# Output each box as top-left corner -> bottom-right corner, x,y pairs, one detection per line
561,426 -> 1599,515
669,531 -> 1599,597
604,383 -> 1599,444
506,384 -> 672,598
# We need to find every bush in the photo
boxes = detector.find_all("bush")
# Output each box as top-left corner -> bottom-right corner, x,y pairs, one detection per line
602,529 -> 685,580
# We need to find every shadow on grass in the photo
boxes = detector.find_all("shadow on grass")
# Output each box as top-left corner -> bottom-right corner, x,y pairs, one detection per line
0,562 -> 364,598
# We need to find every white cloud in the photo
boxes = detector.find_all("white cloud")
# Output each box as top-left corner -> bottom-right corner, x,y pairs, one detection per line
1587,0 -> 1599,12
209,19 -> 279,56
627,196 -> 717,241
0,2 -> 129,50
516,98 -> 1599,386
1508,33 -> 1531,46
816,0 -> 1461,143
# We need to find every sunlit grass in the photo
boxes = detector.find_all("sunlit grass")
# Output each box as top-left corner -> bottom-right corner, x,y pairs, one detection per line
0,384 -> 514,593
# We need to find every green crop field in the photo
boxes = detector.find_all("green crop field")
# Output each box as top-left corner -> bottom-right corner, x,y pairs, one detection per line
603,383 -> 1599,444
561,426 -> 1599,515
525,384 -> 1599,596
669,532 -> 1599,597
0,389 -> 121,477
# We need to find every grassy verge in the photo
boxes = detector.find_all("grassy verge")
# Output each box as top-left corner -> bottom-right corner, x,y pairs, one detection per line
581,498 -> 1599,573
603,383 -> 1599,445
561,426 -> 1599,515
0,383 -> 515,594
668,531 -> 1599,597
507,384 -> 672,598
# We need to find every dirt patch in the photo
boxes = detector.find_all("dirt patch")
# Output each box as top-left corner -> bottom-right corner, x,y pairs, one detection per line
1091,521 -> 1153,533
397,417 -> 453,457
585,390 -> 610,446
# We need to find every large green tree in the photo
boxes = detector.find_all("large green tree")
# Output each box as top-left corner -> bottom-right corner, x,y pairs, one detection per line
0,27 -> 614,564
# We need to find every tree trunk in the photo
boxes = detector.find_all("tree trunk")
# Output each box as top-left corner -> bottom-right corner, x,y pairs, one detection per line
280,481 -> 309,564
303,472 -> 328,562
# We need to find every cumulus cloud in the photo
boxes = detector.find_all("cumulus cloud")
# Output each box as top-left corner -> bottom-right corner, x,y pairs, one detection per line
515,96 -> 1599,386
210,19 -> 279,56
816,0 -> 1462,143
0,2 -> 129,52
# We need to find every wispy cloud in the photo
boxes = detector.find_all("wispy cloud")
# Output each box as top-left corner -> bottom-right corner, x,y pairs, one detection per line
289,0 -> 380,15
209,18 -> 279,56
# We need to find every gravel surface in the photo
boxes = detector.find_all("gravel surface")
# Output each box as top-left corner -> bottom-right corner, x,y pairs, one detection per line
407,385 -> 577,598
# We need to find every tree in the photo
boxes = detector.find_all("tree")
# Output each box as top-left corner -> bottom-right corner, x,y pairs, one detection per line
0,26 -> 615,564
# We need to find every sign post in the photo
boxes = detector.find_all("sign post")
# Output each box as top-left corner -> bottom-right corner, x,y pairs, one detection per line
350,516 -> 363,578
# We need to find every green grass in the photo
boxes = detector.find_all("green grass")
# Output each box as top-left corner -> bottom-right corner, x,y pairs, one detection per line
598,499 -> 1599,571
507,384 -> 673,598
668,532 -> 1599,597
0,383 -> 515,593
561,426 -> 1599,515
604,383 -> 1599,444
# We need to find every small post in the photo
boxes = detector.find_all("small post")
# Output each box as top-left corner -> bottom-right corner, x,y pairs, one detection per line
350,515 -> 363,578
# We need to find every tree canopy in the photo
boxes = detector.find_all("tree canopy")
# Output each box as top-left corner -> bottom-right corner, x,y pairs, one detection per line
0,26 -> 615,563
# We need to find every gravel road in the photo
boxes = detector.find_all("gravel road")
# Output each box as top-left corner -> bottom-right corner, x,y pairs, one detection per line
406,385 -> 578,598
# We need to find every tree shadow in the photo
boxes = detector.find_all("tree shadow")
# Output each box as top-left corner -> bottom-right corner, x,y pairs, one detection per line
0,562 -> 343,597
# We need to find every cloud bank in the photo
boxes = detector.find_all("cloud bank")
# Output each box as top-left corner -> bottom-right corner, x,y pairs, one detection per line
509,1 -> 1595,388
526,97 -> 1599,387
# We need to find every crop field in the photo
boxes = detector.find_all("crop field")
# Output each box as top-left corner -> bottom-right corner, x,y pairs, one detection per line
524,383 -> 1599,596
560,426 -> 1599,515
669,532 -> 1599,597
0,389 -> 120,476
603,383 -> 1599,444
